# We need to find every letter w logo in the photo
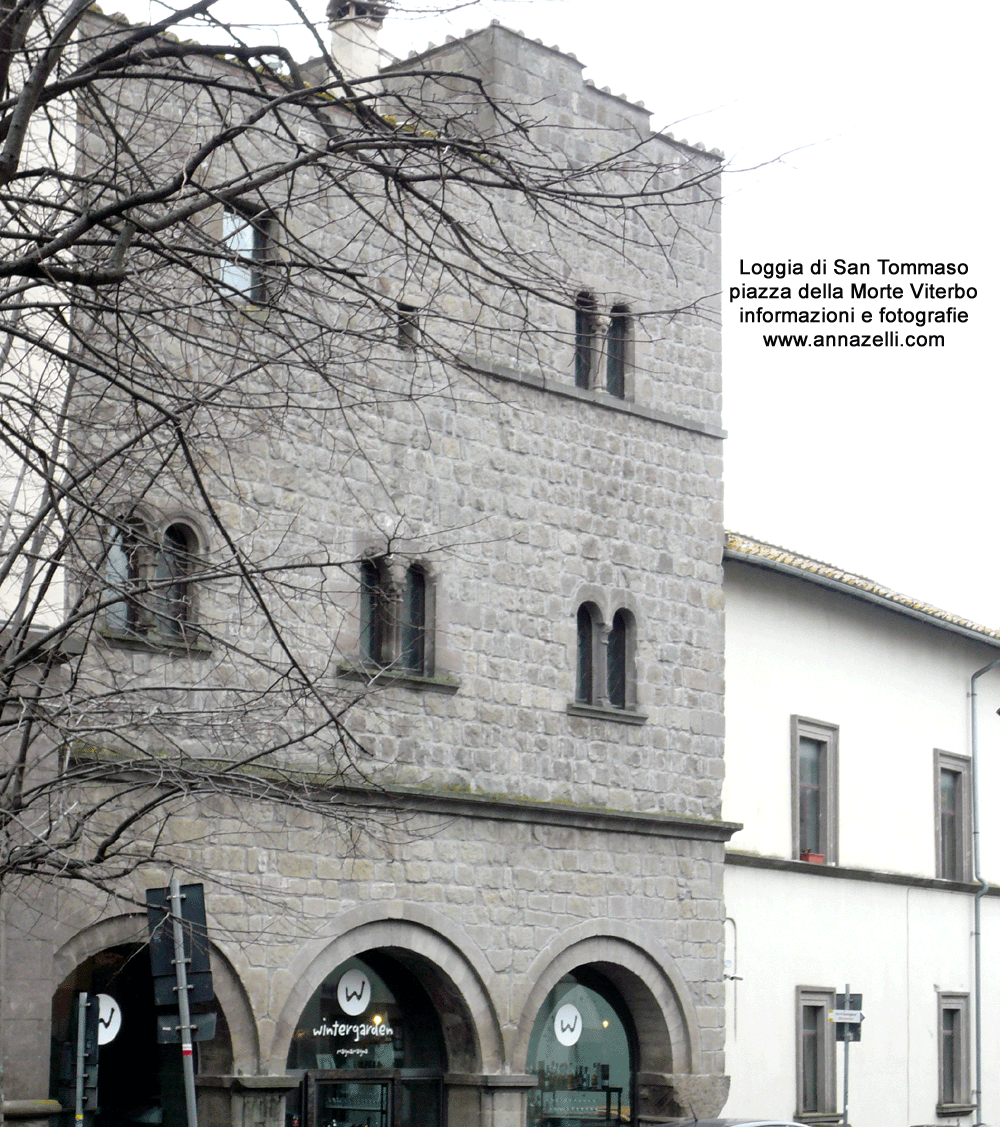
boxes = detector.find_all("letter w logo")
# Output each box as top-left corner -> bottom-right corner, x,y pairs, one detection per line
344,984 -> 366,1002
559,1014 -> 579,1033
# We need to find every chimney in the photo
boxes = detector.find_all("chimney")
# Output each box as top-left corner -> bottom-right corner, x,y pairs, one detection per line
327,2 -> 388,85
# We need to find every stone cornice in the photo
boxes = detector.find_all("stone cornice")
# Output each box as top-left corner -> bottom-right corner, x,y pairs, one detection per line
462,354 -> 726,440
381,785 -> 741,842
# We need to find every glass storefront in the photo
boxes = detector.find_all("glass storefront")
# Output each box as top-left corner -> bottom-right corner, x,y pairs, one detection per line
286,952 -> 445,1127
526,970 -> 635,1127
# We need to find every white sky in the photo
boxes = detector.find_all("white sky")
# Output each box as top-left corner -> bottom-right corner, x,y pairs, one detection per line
122,0 -> 1000,625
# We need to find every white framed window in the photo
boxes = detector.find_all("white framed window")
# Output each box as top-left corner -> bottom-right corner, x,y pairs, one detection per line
935,750 -> 972,882
791,716 -> 838,864
938,992 -> 972,1114
796,986 -> 836,1120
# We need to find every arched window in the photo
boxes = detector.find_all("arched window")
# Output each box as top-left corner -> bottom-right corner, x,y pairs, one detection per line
359,557 -> 389,665
106,519 -> 149,634
155,522 -> 199,638
401,564 -> 426,673
527,969 -> 637,1126
286,952 -> 446,1127
574,291 -> 598,389
606,306 -> 631,398
607,608 -> 634,710
576,604 -> 597,703
105,515 -> 202,642
359,558 -> 435,676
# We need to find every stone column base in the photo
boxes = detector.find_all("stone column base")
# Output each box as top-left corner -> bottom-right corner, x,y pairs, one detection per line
636,1072 -> 730,1121
2,1100 -> 63,1127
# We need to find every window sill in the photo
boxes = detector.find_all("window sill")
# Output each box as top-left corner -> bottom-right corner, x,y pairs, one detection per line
566,702 -> 648,725
936,1103 -> 975,1118
793,1113 -> 843,1126
337,662 -> 459,695
100,629 -> 213,657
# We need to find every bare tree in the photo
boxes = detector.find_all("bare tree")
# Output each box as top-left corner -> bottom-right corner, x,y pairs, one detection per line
0,0 -> 721,895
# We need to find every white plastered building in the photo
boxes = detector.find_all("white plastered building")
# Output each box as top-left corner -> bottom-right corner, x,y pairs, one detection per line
722,532 -> 1000,1127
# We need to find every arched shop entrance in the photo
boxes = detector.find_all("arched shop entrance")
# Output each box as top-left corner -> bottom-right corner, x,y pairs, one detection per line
285,952 -> 446,1127
526,969 -> 637,1127
50,943 -> 232,1127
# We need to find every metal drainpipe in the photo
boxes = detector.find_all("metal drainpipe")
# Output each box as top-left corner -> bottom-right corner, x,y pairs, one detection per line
970,656 -> 1000,1127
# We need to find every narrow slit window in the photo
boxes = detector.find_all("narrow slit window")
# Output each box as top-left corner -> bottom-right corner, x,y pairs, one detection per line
359,558 -> 387,665
576,604 -> 594,703
401,564 -> 426,673
155,522 -> 197,638
606,306 -> 630,398
574,292 -> 597,388
606,609 -> 631,710
106,521 -> 146,634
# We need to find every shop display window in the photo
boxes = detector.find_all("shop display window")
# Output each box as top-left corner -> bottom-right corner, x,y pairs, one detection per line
286,953 -> 445,1127
526,970 -> 635,1127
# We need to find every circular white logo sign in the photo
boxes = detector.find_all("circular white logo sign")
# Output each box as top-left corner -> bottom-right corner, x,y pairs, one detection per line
554,1003 -> 583,1047
337,969 -> 371,1016
96,994 -> 122,1045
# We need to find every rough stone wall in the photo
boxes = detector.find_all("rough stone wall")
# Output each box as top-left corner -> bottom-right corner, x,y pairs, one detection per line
308,384 -> 725,816
1,16 -> 729,1118
64,18 -> 724,818
34,798 -> 727,1078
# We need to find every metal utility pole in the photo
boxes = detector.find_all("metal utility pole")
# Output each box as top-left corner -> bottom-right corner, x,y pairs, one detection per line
74,993 -> 88,1124
169,878 -> 199,1127
832,987 -> 863,1127
842,982 -> 850,1127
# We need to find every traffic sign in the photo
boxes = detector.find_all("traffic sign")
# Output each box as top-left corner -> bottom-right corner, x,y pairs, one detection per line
831,1009 -> 866,1023
834,992 -> 863,1044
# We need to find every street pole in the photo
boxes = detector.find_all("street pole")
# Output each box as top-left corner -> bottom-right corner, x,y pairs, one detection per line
169,877 -> 199,1127
74,992 -> 88,1125
842,982 -> 850,1127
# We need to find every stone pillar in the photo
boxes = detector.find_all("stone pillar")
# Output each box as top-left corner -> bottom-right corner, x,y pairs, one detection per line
196,1076 -> 301,1127
444,1073 -> 537,1127
636,1071 -> 730,1121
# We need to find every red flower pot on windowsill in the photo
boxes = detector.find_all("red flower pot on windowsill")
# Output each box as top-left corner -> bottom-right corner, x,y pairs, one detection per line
800,851 -> 825,864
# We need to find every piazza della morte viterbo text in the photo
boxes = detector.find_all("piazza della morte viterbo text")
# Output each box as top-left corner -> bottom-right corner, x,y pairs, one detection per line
730,257 -> 976,349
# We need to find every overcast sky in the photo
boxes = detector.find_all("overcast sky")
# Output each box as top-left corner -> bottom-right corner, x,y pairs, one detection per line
125,0 -> 998,624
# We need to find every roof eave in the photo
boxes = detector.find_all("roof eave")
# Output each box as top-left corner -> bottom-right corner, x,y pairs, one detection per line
724,547 -> 1000,651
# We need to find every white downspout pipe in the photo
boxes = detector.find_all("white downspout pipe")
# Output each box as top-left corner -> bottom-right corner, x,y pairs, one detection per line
970,656 -> 1000,1127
